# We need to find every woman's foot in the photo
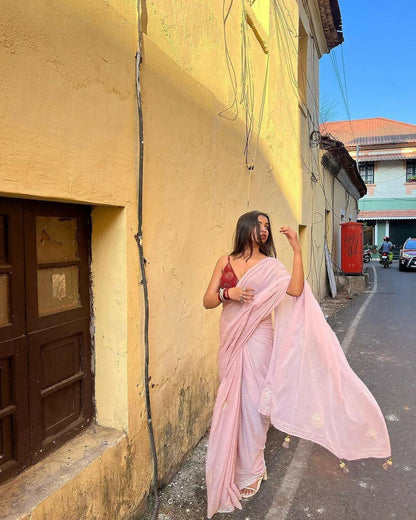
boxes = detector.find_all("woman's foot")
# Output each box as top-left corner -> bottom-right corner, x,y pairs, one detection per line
240,469 -> 267,499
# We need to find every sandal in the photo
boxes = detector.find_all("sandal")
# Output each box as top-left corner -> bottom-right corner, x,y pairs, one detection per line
240,469 -> 267,499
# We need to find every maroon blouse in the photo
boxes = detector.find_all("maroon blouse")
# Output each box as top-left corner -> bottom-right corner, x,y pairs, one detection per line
219,257 -> 239,289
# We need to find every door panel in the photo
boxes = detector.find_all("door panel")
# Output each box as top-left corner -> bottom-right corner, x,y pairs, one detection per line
0,197 -> 92,483
24,201 -> 90,332
0,273 -> 10,327
0,336 -> 29,482
36,215 -> 80,263
28,318 -> 92,459
37,265 -> 81,316
0,201 -> 25,342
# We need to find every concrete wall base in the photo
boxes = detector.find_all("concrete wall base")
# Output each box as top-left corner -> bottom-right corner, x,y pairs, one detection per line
336,273 -> 369,295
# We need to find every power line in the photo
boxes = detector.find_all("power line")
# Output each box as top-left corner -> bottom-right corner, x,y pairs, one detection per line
218,0 -> 239,121
325,44 -> 356,143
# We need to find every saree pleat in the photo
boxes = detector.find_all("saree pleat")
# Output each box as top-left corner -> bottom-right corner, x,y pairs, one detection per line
235,318 -> 272,489
206,257 -> 391,518
206,258 -> 289,518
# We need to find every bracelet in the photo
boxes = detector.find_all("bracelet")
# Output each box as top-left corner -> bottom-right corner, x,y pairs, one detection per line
218,287 -> 231,302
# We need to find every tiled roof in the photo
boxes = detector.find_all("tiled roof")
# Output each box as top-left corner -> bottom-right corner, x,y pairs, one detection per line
320,118 -> 416,147
358,209 -> 416,220
317,0 -> 344,51
353,152 -> 416,162
320,135 -> 366,197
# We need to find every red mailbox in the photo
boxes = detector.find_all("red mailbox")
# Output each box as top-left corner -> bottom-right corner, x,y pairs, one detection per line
341,222 -> 363,274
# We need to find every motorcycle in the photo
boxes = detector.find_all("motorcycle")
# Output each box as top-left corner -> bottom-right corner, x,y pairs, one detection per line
381,251 -> 389,268
363,248 -> 372,263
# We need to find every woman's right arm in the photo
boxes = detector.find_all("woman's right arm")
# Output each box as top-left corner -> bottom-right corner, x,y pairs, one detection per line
280,227 -> 305,297
203,256 -> 228,309
203,257 -> 253,309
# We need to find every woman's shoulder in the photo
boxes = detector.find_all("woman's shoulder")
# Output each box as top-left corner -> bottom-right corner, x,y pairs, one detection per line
215,254 -> 230,270
264,255 -> 278,263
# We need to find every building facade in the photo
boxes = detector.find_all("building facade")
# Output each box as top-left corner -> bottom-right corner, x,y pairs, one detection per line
321,118 -> 416,251
1,1 -> 344,518
319,135 -> 366,281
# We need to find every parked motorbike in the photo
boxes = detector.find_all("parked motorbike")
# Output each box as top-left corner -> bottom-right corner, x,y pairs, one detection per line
363,248 -> 372,263
381,251 -> 390,268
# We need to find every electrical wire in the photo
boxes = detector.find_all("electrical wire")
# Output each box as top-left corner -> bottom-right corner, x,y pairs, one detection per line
324,44 -> 357,145
272,0 -> 321,129
233,0 -> 354,284
251,52 -> 269,163
271,0 -> 323,169
240,7 -> 255,166
270,0 -> 339,283
218,0 -> 239,121
135,5 -> 159,519
218,0 -> 272,178
240,4 -> 270,170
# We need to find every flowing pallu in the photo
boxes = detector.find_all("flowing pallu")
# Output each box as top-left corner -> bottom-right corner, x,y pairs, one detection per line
206,257 -> 391,518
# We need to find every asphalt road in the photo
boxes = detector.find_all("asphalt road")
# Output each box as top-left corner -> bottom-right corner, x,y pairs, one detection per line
141,261 -> 416,520
278,261 -> 416,520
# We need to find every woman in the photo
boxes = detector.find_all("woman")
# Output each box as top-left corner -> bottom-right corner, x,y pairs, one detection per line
203,211 -> 391,518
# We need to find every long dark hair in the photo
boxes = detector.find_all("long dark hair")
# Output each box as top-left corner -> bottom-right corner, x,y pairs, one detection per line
230,210 -> 276,259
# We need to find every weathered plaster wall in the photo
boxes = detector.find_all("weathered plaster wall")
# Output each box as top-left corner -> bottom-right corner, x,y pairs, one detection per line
1,0 -> 331,517
307,174 -> 328,302
323,172 -> 359,272
291,0 -> 327,299
91,206 -> 128,430
0,0 -> 137,206
25,436 -> 139,520
312,155 -> 361,299
140,34 -> 301,481
0,1 -> 151,518
139,0 -> 321,484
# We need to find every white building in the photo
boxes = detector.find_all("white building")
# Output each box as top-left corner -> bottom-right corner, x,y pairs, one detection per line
321,118 -> 416,251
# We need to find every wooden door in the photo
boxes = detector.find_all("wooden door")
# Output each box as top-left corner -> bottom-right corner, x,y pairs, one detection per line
0,200 -> 29,481
0,198 -> 92,483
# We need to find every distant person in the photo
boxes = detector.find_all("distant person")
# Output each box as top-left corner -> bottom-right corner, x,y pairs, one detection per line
203,210 -> 391,518
379,236 -> 393,263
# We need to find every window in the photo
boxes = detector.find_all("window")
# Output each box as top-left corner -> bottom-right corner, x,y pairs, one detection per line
359,162 -> 374,184
406,160 -> 416,181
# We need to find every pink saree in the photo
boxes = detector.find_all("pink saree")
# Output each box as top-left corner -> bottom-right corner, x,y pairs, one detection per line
206,257 -> 391,518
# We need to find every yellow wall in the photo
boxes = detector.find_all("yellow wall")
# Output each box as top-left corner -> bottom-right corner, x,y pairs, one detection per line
0,1 -> 137,206
140,33 -> 300,480
0,0 -> 333,517
0,1 -> 151,517
140,0 -> 326,484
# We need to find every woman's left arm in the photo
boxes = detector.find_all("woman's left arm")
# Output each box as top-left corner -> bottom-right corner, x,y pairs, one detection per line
280,226 -> 304,297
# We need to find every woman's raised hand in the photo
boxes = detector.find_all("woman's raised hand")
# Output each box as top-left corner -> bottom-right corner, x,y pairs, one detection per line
228,286 -> 255,304
280,226 -> 301,253
280,226 -> 305,296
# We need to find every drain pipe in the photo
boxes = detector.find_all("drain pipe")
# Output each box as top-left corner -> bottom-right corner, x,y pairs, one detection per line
135,6 -> 159,519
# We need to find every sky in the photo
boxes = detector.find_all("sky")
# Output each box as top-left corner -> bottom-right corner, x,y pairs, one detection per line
319,0 -> 416,125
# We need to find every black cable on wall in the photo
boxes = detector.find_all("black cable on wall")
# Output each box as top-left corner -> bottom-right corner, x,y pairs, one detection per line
135,4 -> 160,518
